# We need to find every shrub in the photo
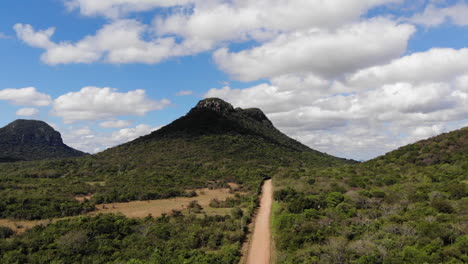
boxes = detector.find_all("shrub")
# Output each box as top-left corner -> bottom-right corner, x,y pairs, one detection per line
0,225 -> 14,239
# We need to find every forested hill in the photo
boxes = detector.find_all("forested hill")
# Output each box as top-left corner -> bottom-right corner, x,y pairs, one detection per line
273,127 -> 468,263
0,98 -> 352,220
141,98 -> 315,152
0,119 -> 86,162
369,126 -> 468,166
104,97 -> 349,162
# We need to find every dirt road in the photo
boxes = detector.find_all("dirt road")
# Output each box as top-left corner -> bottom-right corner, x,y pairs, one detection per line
246,179 -> 273,264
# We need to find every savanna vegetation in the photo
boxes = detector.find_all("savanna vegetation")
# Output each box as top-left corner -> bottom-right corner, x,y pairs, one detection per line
0,99 -> 349,220
0,98 -> 352,263
272,127 -> 468,264
0,211 -> 252,263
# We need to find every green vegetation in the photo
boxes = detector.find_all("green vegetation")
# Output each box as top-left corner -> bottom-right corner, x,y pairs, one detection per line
273,127 -> 468,263
0,99 -> 349,220
0,98 -> 352,263
0,213 -> 248,264
6,99 -> 464,263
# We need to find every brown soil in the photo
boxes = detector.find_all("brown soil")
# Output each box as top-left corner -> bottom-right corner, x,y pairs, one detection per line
246,179 -> 273,264
89,187 -> 235,218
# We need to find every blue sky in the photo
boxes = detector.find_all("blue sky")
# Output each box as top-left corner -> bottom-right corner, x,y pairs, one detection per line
0,0 -> 467,160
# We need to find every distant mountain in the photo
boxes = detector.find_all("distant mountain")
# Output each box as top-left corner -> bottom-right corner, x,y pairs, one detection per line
132,98 -> 328,152
0,119 -> 86,162
0,99 -> 353,220
98,98 -> 354,170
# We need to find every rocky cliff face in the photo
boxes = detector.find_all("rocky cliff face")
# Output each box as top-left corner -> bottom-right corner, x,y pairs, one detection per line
193,98 -> 235,114
0,119 -> 86,162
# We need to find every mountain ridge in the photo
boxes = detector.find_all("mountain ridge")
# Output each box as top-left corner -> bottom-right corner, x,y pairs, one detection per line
0,119 -> 86,162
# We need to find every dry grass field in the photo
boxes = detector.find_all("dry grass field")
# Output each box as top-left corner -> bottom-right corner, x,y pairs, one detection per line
89,187 -> 236,218
1,185 -> 241,234
0,218 -> 66,234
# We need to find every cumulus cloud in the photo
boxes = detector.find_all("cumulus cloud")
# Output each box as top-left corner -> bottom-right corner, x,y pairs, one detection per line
408,3 -> 468,26
62,124 -> 159,153
17,0 -> 402,65
11,0 -> 468,160
0,87 -> 52,106
155,0 -> 400,41
14,24 -> 55,49
16,108 -> 39,117
213,19 -> 415,81
53,86 -> 170,123
347,48 -> 468,89
100,120 -> 133,128
207,76 -> 468,160
110,124 -> 156,142
14,20 -> 190,65
206,74 -> 333,114
65,0 -> 194,18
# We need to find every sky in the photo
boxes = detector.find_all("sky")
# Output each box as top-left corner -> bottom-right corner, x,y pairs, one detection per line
0,0 -> 467,160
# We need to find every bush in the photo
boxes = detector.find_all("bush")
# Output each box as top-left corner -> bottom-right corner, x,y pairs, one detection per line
325,192 -> 344,208
0,225 -> 14,239
431,199 -> 455,214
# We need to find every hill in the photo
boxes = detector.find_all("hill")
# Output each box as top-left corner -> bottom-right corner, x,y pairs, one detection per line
0,119 -> 86,162
0,98 -> 351,220
371,126 -> 468,166
0,98 -> 354,264
273,127 -> 467,264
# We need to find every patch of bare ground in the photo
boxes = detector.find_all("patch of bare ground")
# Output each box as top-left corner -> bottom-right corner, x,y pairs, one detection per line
0,183 -> 242,234
244,179 -> 272,264
89,186 -> 237,218
74,194 -> 94,202
0,218 -> 65,234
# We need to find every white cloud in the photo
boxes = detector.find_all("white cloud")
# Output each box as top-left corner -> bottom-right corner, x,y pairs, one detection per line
410,124 -> 443,138
62,124 -> 159,153
347,48 -> 468,89
53,86 -> 170,123
14,20 -> 188,65
407,3 -> 468,26
213,19 -> 415,81
155,0 -> 401,42
206,74 -> 333,114
14,24 -> 55,49
16,0 -> 402,66
207,77 -> 468,160
176,90 -> 193,96
100,120 -> 133,128
0,87 -> 52,106
16,108 -> 39,117
110,124 -> 156,142
65,0 -> 194,18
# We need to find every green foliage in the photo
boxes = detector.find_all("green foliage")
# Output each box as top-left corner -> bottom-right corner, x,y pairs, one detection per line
272,127 -> 468,263
0,99 -> 350,220
0,226 -> 14,239
0,213 -> 246,264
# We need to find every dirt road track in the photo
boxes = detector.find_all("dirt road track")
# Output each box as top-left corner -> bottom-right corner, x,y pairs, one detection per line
246,179 -> 273,264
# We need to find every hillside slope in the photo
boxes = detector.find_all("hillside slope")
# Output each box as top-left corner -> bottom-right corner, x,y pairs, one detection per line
371,126 -> 468,166
273,127 -> 467,264
0,98 -> 351,220
0,119 -> 86,162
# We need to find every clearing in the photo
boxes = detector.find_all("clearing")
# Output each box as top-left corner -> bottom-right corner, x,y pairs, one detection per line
0,185 -> 240,234
90,187 -> 236,218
